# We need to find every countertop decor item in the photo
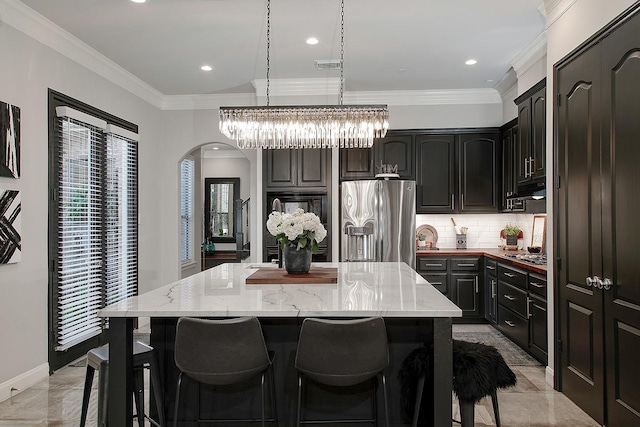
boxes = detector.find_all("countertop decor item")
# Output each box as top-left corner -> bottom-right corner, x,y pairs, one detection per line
219,0 -> 388,149
267,208 -> 327,274
416,224 -> 438,248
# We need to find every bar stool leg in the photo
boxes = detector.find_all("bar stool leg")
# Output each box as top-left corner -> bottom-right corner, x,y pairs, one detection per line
97,364 -> 109,427
80,365 -> 95,427
268,364 -> 278,425
381,373 -> 389,427
411,374 -> 425,427
173,373 -> 184,427
148,352 -> 166,427
491,390 -> 501,427
459,400 -> 475,427
296,373 -> 304,427
134,367 -> 145,427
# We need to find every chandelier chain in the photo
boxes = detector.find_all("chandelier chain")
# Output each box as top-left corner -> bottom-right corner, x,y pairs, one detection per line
266,0 -> 271,106
340,0 -> 345,105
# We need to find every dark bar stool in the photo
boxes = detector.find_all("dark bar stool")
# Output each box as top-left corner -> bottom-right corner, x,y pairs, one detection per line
79,340 -> 165,427
295,317 -> 390,426
173,316 -> 277,427
400,339 -> 517,427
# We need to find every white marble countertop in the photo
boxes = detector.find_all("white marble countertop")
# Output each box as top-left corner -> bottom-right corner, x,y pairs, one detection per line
99,262 -> 462,318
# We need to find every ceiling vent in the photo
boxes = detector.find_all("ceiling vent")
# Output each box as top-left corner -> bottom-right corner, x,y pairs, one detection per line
314,60 -> 342,70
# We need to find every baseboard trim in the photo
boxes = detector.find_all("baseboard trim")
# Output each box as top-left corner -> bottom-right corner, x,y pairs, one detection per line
0,363 -> 49,403
545,365 -> 554,387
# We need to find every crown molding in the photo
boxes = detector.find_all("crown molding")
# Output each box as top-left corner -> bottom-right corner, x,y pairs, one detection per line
346,88 -> 503,106
162,93 -> 257,111
544,0 -> 578,27
1,0 -> 164,108
511,31 -> 547,78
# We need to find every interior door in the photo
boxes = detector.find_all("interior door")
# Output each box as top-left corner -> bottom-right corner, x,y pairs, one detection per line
600,12 -> 640,425
556,42 -> 605,425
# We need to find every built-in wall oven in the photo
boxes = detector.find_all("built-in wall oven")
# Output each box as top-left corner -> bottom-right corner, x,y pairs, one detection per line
264,193 -> 329,262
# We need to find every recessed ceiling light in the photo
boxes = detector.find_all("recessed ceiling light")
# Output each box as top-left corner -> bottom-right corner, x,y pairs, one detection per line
397,68 -> 407,73
200,65 -> 213,71
212,147 -> 220,150
465,59 -> 478,65
131,0 -> 146,3
306,37 -> 319,45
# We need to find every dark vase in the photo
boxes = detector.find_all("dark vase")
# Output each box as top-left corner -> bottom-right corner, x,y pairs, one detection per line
283,244 -> 312,274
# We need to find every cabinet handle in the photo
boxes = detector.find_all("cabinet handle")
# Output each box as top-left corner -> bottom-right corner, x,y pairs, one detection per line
451,194 -> 455,210
491,279 -> 496,298
457,263 -> 475,267
524,157 -> 529,177
475,277 -> 478,293
487,265 -> 496,270
504,294 -> 516,301
530,282 -> 544,288
602,278 -> 613,291
461,194 -> 465,210
430,282 -> 443,285
526,296 -> 531,318
533,304 -> 546,312
505,320 -> 516,327
424,263 -> 444,267
504,272 -> 516,278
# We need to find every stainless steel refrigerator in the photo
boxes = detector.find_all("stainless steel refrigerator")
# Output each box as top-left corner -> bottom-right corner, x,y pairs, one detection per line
341,179 -> 416,268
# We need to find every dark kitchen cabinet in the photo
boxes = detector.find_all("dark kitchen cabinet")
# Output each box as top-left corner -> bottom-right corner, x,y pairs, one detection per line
339,131 -> 414,180
555,7 -> 640,426
339,147 -> 375,180
484,259 -> 498,324
500,119 -> 525,211
265,148 -> 329,189
416,255 -> 483,319
374,134 -> 414,179
416,131 -> 500,213
495,263 -> 547,364
515,79 -> 546,186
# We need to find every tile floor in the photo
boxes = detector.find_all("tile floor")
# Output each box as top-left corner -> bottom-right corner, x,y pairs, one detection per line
0,325 -> 601,427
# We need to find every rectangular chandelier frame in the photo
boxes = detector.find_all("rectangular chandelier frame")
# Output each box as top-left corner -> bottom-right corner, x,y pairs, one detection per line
219,104 -> 389,149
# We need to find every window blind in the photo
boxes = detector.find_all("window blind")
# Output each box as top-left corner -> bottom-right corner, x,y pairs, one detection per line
53,108 -> 138,351
180,157 -> 195,263
55,117 -> 105,350
104,131 -> 138,307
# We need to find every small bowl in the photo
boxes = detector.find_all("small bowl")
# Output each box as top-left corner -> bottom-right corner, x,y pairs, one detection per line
527,246 -> 541,254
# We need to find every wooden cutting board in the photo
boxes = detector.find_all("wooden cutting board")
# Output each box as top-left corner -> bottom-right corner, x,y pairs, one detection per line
246,267 -> 338,284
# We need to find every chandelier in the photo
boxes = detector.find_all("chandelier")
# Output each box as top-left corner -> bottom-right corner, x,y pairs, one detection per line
219,0 -> 389,149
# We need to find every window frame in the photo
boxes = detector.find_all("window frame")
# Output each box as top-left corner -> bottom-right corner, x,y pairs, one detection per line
180,156 -> 195,266
47,89 -> 139,372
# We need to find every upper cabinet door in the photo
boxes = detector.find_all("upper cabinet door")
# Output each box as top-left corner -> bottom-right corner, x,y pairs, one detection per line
374,134 -> 415,179
265,148 -> 329,189
516,101 -> 532,184
530,87 -> 546,180
297,148 -> 327,187
458,132 -> 500,212
266,149 -> 296,187
339,147 -> 375,180
416,134 -> 456,213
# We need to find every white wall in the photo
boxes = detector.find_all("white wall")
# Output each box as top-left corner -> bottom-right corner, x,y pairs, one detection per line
543,0 -> 638,384
0,23 -> 164,398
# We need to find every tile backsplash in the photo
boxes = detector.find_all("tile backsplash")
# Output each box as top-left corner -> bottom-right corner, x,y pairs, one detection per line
416,213 -> 542,249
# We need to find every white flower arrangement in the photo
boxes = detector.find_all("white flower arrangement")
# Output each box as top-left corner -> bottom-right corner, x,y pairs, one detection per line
266,208 -> 327,252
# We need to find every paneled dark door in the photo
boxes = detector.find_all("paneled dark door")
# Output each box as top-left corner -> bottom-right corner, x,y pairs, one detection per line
556,8 -> 640,426
557,42 -> 605,425
600,12 -> 640,425
415,134 -> 456,213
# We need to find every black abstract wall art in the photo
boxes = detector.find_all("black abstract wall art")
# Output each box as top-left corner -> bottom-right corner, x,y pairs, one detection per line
0,189 -> 21,264
0,101 -> 20,178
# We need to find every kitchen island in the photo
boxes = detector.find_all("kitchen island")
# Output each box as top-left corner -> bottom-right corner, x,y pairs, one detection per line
100,262 -> 462,426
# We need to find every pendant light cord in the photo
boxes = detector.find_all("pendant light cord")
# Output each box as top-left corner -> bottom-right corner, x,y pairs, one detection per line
266,0 -> 271,106
339,0 -> 345,105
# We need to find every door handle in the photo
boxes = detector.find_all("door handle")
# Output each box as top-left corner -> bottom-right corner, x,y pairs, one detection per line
504,294 -> 516,301
602,278 -> 613,291
587,276 -> 603,289
505,320 -> 516,327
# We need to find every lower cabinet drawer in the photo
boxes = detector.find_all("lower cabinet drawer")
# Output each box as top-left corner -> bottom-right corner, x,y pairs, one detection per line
420,273 -> 448,295
498,281 -> 528,317
498,306 -> 528,349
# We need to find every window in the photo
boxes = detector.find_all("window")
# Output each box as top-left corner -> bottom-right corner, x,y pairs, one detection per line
48,90 -> 138,370
180,157 -> 195,264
